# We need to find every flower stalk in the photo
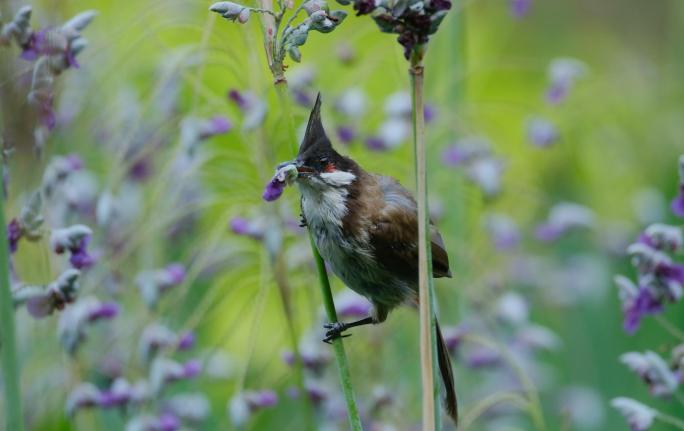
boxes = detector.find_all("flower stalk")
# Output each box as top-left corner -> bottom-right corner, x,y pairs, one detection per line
0,166 -> 25,431
410,48 -> 441,431
308,232 -> 363,431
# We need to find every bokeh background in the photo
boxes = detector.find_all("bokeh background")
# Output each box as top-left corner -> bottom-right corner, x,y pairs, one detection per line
1,0 -> 684,430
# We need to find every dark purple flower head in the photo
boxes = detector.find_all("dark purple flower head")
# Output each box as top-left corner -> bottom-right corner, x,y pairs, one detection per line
535,223 -> 563,242
228,89 -> 248,109
527,117 -> 558,148
623,288 -> 662,334
182,359 -> 202,378
365,136 -> 388,151
177,331 -> 195,351
198,116 -> 232,139
672,184 -> 684,218
129,157 -> 153,181
86,301 -> 119,322
245,390 -> 278,409
263,178 -> 286,201
336,125 -> 356,144
424,104 -> 437,123
69,235 -> 95,269
165,263 -> 186,285
7,218 -> 22,254
158,413 -> 181,431
263,164 -> 297,202
510,0 -> 532,18
546,58 -> 586,105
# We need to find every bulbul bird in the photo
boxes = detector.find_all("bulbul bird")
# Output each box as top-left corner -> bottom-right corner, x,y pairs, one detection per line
290,93 -> 458,423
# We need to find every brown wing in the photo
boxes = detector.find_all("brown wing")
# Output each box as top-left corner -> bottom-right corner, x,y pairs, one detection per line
369,176 -> 452,280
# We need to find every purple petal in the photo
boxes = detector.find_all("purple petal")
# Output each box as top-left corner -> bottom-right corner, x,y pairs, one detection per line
510,0 -> 532,18
365,136 -> 388,152
546,82 -> 568,105
671,185 -> 684,217
263,179 -> 286,202
7,218 -> 22,254
182,359 -> 202,378
623,288 -> 663,334
177,331 -> 195,351
441,145 -> 468,167
69,236 -> 95,269
228,89 -> 248,109
26,294 -> 54,319
535,223 -> 564,242
165,263 -> 186,284
336,125 -> 356,144
158,413 -> 181,431
87,302 -> 120,321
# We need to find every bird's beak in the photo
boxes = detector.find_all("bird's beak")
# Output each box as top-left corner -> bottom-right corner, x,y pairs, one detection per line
294,160 -> 315,178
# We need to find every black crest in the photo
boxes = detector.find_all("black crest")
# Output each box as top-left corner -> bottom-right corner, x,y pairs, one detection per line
298,93 -> 332,160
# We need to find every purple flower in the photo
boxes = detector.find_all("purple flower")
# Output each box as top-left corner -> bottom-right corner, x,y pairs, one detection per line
365,136 -> 388,151
69,235 -> 95,269
263,164 -> 297,202
86,301 -> 119,321
424,104 -> 437,123
228,89 -> 248,109
611,398 -> 655,431
177,331 -> 195,350
245,390 -> 278,409
198,116 -> 232,139
546,58 -> 586,105
624,287 -> 662,334
484,214 -> 521,251
672,184 -> 684,218
465,345 -> 501,368
165,263 -> 186,285
158,413 -> 181,431
441,136 -> 491,167
527,117 -> 558,148
336,125 -> 356,144
510,0 -> 532,18
182,359 -> 202,378
263,178 -> 286,201
98,378 -> 132,408
620,351 -> 679,397
129,157 -> 153,181
229,217 -> 263,240
7,218 -> 22,253
335,291 -> 372,318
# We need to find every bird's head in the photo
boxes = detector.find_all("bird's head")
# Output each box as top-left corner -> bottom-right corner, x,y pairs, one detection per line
288,93 -> 359,192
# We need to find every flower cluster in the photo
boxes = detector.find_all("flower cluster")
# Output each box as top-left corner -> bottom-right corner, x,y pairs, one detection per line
342,0 -> 452,59
12,269 -> 81,318
534,202 -> 595,242
615,223 -> 683,333
58,296 -> 119,354
1,7 -> 95,145
136,263 -> 187,309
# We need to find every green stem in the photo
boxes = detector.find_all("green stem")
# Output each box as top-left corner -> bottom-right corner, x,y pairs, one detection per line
657,411 -> 684,430
0,166 -> 24,431
410,51 -> 440,430
308,232 -> 363,431
655,315 -> 684,342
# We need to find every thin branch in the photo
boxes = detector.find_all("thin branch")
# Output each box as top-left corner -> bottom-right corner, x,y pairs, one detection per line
308,232 -> 363,431
410,53 -> 440,431
0,165 -> 25,431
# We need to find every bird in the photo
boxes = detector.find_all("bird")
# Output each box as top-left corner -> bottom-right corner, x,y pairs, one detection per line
290,93 -> 458,424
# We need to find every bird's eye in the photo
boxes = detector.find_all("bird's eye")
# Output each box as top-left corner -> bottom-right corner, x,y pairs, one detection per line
319,157 -> 328,164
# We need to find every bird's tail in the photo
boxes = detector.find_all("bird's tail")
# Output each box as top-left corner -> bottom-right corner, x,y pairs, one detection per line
436,319 -> 458,425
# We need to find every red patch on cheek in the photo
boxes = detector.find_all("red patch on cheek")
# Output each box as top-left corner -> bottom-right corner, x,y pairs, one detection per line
325,163 -> 336,173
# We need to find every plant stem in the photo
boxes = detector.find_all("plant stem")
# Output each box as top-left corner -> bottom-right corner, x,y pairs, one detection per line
657,411 -> 684,430
410,50 -> 440,431
0,166 -> 24,431
655,315 -> 684,342
308,232 -> 363,431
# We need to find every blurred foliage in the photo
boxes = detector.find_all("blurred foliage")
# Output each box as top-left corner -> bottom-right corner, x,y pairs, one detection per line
1,0 -> 684,430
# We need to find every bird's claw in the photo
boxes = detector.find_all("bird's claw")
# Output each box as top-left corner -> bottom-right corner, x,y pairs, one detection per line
322,322 -> 350,344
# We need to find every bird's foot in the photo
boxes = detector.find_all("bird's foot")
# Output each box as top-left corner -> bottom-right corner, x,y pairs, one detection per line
322,322 -> 351,344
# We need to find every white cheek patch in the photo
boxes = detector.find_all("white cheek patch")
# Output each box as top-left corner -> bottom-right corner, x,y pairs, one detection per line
319,170 -> 356,187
